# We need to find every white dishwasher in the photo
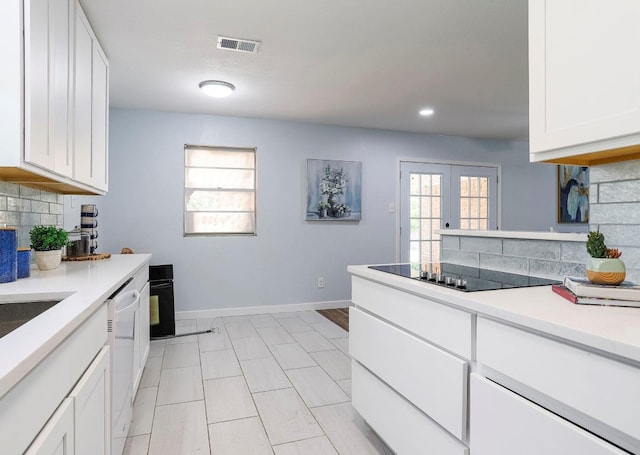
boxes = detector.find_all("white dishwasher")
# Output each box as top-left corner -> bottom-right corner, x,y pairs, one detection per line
108,277 -> 140,455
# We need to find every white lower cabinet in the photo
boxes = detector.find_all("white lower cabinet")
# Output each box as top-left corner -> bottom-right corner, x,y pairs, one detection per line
0,305 -> 107,454
350,307 -> 468,440
133,280 -> 150,397
470,374 -> 627,455
25,398 -> 75,455
26,346 -> 110,455
69,346 -> 110,455
476,316 -> 640,447
352,361 -> 468,455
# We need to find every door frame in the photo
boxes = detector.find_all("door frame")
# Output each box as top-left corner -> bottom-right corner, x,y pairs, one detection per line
395,158 -> 502,262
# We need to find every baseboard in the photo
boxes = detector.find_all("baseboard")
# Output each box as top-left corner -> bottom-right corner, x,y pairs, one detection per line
175,300 -> 352,320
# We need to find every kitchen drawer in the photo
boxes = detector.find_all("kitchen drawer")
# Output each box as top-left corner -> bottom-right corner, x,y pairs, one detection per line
131,265 -> 149,291
477,317 -> 640,445
470,374 -> 627,455
0,304 -> 107,454
352,276 -> 472,359
352,360 -> 468,455
350,307 -> 468,440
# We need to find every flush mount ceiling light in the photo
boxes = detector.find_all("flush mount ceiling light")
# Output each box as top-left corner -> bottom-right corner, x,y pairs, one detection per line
419,107 -> 435,116
199,80 -> 235,98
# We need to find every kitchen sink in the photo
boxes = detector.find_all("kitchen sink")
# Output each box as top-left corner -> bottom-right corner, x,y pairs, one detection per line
0,300 -> 60,338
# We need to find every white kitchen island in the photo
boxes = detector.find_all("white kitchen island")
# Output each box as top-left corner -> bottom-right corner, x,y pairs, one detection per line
348,264 -> 640,455
0,254 -> 151,454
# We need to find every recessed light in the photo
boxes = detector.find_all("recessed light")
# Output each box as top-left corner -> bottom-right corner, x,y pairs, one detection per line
419,108 -> 435,116
199,80 -> 235,98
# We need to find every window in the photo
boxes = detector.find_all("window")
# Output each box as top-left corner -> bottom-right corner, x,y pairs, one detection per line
184,145 -> 256,235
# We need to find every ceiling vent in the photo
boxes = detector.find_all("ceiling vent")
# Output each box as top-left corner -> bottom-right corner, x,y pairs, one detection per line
217,36 -> 261,53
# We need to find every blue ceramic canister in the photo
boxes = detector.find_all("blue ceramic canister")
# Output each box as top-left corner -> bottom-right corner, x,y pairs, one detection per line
0,227 -> 17,283
17,247 -> 31,278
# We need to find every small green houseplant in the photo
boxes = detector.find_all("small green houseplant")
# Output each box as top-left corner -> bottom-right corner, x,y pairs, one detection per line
29,225 -> 69,270
317,201 -> 330,218
585,231 -> 625,285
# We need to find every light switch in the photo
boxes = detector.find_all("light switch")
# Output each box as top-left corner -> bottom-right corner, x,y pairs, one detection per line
388,203 -> 395,213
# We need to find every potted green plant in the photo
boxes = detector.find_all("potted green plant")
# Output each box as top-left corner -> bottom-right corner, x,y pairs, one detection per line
585,231 -> 625,285
29,225 -> 69,270
317,201 -> 330,218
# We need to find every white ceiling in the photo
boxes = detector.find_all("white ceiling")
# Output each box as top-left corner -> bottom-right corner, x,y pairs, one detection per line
79,0 -> 529,140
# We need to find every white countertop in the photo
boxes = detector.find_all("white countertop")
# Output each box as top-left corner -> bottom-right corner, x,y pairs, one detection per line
0,254 -> 151,398
348,265 -> 640,364
436,229 -> 587,242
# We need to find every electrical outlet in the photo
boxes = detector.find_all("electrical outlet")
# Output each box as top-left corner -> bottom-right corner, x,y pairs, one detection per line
317,277 -> 325,288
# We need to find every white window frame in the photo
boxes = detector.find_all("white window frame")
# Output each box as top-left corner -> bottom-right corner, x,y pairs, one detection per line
184,144 -> 257,236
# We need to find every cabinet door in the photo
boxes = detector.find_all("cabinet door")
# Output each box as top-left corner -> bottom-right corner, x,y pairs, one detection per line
353,361 -> 468,455
350,307 -> 468,440
134,281 -> 150,394
24,0 -> 73,177
470,374 -> 627,455
69,346 -> 111,455
529,0 -> 640,162
90,42 -> 109,191
73,1 -> 109,191
25,398 -> 75,455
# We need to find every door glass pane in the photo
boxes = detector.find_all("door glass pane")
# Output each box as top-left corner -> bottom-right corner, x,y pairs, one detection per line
420,219 -> 432,239
460,198 -> 469,218
421,198 -> 431,216
410,196 -> 420,217
480,198 -> 488,217
432,175 -> 441,195
459,175 -> 489,231
410,174 -> 420,195
421,175 -> 432,195
409,172 -> 442,264
460,177 -> 469,197
470,177 -> 479,196
432,197 -> 441,218
410,219 -> 420,240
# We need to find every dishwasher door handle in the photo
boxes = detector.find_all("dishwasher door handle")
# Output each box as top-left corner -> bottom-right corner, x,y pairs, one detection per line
114,289 -> 140,314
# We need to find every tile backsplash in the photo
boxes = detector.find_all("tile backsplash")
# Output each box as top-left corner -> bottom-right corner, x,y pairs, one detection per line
441,235 -> 587,280
590,159 -> 640,283
0,182 -> 64,248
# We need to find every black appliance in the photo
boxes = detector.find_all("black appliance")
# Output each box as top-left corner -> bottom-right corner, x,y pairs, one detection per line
149,264 -> 175,338
369,263 -> 559,292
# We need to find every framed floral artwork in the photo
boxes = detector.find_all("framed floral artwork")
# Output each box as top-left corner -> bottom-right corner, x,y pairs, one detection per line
558,165 -> 589,223
306,159 -> 362,221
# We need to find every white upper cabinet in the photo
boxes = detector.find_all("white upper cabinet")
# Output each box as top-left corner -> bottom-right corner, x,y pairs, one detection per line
24,0 -> 73,177
529,0 -> 640,165
0,0 -> 108,195
74,3 -> 109,191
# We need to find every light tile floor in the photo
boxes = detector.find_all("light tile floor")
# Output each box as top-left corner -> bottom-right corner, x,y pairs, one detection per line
123,310 -> 392,455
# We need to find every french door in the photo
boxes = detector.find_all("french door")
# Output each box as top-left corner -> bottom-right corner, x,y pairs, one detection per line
400,162 -> 498,264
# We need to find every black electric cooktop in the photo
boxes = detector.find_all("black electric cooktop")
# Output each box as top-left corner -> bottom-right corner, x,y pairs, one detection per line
368,263 -> 560,292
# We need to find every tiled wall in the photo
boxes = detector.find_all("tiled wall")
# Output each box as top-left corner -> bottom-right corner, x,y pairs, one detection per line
442,159 -> 640,283
0,182 -> 64,248
441,235 -> 587,280
590,160 -> 640,283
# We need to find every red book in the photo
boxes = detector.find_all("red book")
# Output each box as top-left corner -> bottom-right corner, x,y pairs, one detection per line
552,284 -> 640,308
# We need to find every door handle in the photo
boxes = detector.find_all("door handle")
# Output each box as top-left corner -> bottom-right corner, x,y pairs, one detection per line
445,222 -> 450,228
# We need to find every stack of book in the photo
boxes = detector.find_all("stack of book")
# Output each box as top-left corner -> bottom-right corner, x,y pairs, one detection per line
552,276 -> 640,308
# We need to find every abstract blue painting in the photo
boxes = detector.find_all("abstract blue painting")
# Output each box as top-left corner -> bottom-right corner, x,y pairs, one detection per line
558,165 -> 589,223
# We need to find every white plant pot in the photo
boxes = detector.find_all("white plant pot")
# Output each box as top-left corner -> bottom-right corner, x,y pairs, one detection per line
34,249 -> 62,271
